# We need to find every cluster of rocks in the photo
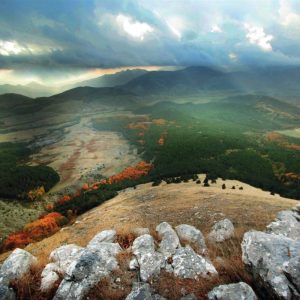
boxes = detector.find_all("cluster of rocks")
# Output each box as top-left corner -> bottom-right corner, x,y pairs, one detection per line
0,248 -> 37,300
242,203 -> 300,299
129,222 -> 218,282
0,203 -> 298,300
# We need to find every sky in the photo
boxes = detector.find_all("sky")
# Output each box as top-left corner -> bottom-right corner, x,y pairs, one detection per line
0,0 -> 300,86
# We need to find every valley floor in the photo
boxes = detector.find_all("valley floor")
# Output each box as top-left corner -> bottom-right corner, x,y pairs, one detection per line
1,175 -> 296,262
29,117 -> 139,192
0,110 -> 140,241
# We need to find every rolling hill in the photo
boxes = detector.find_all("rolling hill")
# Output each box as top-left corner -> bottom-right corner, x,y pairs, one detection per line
76,69 -> 148,88
0,69 -> 148,98
123,66 -> 237,95
45,86 -> 138,107
121,66 -> 300,102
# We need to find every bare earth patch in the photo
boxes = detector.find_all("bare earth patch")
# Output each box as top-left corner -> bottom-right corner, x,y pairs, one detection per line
28,117 -> 139,192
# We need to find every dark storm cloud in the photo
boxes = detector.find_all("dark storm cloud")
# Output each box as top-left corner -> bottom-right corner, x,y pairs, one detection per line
0,0 -> 300,74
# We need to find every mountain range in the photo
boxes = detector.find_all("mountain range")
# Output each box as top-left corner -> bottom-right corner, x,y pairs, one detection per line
0,66 -> 300,111
0,69 -> 148,98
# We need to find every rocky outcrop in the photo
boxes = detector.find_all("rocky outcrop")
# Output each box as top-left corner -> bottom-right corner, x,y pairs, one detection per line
0,248 -> 36,300
132,234 -> 165,281
50,244 -> 84,270
266,210 -> 300,240
156,222 -> 181,258
0,284 -> 15,300
45,228 -> 122,300
53,242 -> 121,300
130,223 -> 217,282
283,256 -> 300,292
172,246 -> 217,279
7,211 -> 300,300
87,229 -> 116,246
242,204 -> 300,299
132,234 -> 155,259
0,248 -> 37,286
208,282 -> 257,300
125,283 -> 165,300
139,252 -> 165,282
41,244 -> 84,292
208,219 -> 235,243
40,263 -> 61,292
175,224 -> 207,254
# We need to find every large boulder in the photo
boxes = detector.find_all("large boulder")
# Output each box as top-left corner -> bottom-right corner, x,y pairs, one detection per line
208,219 -> 235,243
283,256 -> 300,292
125,283 -> 165,300
132,234 -> 155,259
87,241 -> 122,257
266,210 -> 300,240
208,282 -> 257,300
53,232 -> 121,300
156,222 -> 180,257
50,244 -> 84,271
172,245 -> 217,279
0,248 -> 37,286
40,263 -> 61,292
41,244 -> 84,292
175,224 -> 207,254
242,230 -> 300,299
0,284 -> 15,300
139,252 -> 165,282
87,229 -> 116,246
131,234 -> 164,282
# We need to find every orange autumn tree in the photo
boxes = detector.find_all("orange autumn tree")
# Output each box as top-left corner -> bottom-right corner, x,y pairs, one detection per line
2,212 -> 67,251
107,161 -> 153,184
2,161 -> 153,252
57,194 -> 72,205
88,161 -> 153,189
27,186 -> 45,201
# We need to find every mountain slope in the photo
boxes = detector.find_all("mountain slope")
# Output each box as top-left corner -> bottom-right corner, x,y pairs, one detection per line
0,83 -> 58,98
2,177 -> 296,261
45,86 -> 139,107
0,70 -> 148,98
123,66 -> 300,101
77,69 -> 148,88
227,66 -> 300,101
123,66 -> 237,95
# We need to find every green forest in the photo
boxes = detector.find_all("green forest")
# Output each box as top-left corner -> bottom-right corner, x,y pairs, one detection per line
93,99 -> 300,200
0,142 -> 60,199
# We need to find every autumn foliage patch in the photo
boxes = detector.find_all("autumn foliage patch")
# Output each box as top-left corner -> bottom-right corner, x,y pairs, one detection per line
1,161 -> 153,253
107,161 -> 153,184
1,212 -> 67,251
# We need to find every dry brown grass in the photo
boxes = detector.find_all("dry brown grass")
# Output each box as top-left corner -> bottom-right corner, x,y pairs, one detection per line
1,178 -> 296,264
85,251 -> 137,300
0,178 -> 297,299
116,225 -> 137,250
84,277 -> 130,300
9,260 -> 61,300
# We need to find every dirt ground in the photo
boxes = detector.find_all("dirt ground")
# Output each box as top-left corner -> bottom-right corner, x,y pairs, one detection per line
2,174 -> 296,262
28,117 -> 139,191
